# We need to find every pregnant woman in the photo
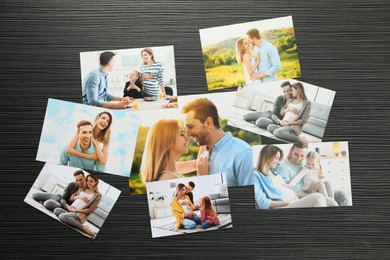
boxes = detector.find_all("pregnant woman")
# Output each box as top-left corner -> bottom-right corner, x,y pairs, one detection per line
172,183 -> 202,230
254,144 -> 327,209
140,48 -> 166,97
267,82 -> 311,144
235,37 -> 261,86
54,174 -> 102,238
67,111 -> 112,166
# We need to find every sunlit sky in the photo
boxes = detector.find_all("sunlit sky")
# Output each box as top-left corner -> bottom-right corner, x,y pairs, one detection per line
37,99 -> 140,177
199,16 -> 293,47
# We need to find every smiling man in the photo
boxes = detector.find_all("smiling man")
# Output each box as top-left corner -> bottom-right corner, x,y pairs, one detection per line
181,98 -> 254,187
279,143 -> 349,206
60,120 -> 104,172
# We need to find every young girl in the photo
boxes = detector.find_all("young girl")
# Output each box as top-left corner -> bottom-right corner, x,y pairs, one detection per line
199,196 -> 220,229
123,69 -> 144,99
289,151 -> 334,198
67,111 -> 112,166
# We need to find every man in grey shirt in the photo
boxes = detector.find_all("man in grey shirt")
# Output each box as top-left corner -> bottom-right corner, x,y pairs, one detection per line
32,169 -> 86,211
243,81 -> 292,128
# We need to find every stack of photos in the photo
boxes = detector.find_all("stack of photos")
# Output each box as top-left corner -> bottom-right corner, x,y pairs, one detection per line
24,163 -> 121,239
147,174 -> 233,238
25,15 -> 353,240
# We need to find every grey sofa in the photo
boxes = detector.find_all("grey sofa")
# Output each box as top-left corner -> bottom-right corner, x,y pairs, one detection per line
87,195 -> 115,228
302,102 -> 332,138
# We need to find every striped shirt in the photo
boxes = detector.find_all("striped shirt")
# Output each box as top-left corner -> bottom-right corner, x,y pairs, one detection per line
140,62 -> 164,96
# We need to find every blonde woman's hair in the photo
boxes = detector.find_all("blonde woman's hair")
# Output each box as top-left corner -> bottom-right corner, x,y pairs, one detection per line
200,196 -> 215,217
256,145 -> 284,176
306,151 -> 324,179
140,119 -> 181,183
93,111 -> 112,145
235,38 -> 246,64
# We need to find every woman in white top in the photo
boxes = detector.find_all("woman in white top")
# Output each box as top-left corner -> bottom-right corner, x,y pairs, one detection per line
235,38 -> 261,86
67,111 -> 112,166
140,119 -> 209,183
267,82 -> 311,144
54,174 -> 102,238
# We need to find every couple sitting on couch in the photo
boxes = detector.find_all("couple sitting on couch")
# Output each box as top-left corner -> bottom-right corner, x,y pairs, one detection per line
172,183 -> 220,230
32,170 -> 101,238
243,81 -> 310,144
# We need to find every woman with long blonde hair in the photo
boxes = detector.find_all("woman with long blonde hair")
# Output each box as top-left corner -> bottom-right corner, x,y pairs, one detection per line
140,119 -> 207,183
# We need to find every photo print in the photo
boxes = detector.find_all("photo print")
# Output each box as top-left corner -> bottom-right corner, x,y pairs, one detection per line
80,45 -> 178,110
146,174 -> 233,238
129,92 -> 262,195
24,163 -> 121,239
36,98 -> 140,177
252,142 -> 352,209
199,16 -> 301,90
228,79 -> 336,144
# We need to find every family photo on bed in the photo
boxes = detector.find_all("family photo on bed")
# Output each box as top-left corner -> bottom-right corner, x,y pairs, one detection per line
146,174 -> 232,238
80,46 -> 178,110
24,163 -> 121,239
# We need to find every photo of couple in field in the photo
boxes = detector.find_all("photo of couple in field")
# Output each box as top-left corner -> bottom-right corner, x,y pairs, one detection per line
199,16 -> 301,90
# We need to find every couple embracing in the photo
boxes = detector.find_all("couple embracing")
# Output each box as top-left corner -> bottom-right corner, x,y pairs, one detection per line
140,98 -> 254,187
33,170 -> 101,238
235,28 -> 281,85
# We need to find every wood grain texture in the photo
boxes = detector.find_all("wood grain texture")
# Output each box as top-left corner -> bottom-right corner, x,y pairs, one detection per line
1,0 -> 390,258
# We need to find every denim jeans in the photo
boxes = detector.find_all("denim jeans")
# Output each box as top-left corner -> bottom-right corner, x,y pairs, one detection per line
202,221 -> 215,229
182,216 -> 202,229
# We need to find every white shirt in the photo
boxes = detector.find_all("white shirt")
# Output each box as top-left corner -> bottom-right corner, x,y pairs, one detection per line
283,102 -> 303,122
71,191 -> 94,210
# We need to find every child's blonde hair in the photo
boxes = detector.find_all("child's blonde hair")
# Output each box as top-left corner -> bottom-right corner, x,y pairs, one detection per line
200,196 -> 215,217
306,151 -> 324,179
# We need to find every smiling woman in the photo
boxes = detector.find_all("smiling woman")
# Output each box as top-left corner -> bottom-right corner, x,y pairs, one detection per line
67,111 -> 113,166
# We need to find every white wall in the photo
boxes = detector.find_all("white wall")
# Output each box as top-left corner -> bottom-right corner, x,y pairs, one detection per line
80,45 -> 177,97
146,174 -> 228,219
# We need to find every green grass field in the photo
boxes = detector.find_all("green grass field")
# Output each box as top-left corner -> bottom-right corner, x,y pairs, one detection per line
206,53 -> 301,90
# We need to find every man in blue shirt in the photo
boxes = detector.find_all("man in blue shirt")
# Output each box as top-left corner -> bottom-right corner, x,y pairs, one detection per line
181,98 -> 254,187
279,143 -> 350,206
82,51 -> 132,109
246,28 -> 281,83
60,120 -> 105,172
